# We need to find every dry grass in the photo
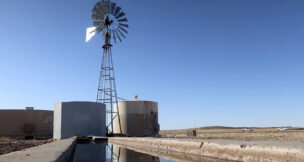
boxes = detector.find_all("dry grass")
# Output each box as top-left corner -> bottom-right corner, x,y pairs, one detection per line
160,126 -> 304,141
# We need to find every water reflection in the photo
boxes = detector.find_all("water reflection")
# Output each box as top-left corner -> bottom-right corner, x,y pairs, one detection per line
73,141 -> 230,162
73,142 -> 106,162
73,142 -> 161,162
113,146 -> 159,162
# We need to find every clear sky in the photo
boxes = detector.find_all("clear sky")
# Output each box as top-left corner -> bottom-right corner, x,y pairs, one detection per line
0,0 -> 303,130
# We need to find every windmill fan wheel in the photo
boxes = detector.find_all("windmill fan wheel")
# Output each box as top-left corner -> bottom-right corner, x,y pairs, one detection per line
91,0 -> 129,43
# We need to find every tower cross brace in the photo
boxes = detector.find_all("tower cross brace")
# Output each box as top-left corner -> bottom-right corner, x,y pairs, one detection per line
96,33 -> 122,135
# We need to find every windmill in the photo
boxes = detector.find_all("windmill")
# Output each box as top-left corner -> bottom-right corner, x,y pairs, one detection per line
86,0 -> 128,135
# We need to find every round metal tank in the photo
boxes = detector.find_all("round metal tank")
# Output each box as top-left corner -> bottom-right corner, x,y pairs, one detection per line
113,100 -> 159,137
0,109 -> 53,138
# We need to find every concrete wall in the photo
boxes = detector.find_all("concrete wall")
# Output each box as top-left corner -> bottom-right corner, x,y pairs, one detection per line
0,138 -> 76,162
0,110 -> 53,137
109,137 -> 304,162
53,102 -> 106,139
114,100 -> 159,137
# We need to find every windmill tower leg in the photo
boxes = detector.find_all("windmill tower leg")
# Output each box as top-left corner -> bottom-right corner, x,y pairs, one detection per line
87,1 -> 128,136
97,44 -> 122,135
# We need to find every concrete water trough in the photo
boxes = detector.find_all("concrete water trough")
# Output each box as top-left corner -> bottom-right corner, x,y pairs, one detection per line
1,137 -> 304,161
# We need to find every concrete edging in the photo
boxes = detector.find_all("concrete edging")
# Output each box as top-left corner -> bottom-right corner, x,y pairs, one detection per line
0,138 -> 76,162
108,137 -> 304,162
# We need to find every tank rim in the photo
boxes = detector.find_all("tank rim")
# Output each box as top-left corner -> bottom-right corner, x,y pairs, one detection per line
0,109 -> 53,112
119,100 -> 158,104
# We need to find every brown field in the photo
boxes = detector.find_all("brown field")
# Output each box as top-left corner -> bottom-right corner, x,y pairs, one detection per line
160,126 -> 304,141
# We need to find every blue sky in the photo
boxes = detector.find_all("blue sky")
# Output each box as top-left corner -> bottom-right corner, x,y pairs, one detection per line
0,0 -> 303,129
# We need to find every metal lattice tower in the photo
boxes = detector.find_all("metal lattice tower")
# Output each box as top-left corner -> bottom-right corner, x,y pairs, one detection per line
86,0 -> 128,135
96,34 -> 121,134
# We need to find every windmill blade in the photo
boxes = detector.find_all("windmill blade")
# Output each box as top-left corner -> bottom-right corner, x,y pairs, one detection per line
106,0 -> 111,11
102,0 -> 111,14
116,12 -> 126,19
112,30 -> 117,44
115,30 -> 122,42
92,14 -> 104,20
118,26 -> 128,34
92,7 -> 98,14
92,7 -> 104,16
86,26 -> 97,42
118,18 -> 128,22
96,25 -> 105,33
117,28 -> 126,39
93,3 -> 107,16
93,9 -> 106,17
114,7 -> 121,17
95,2 -> 101,9
97,1 -> 108,15
93,21 -> 104,26
111,2 -> 116,15
118,23 -> 129,28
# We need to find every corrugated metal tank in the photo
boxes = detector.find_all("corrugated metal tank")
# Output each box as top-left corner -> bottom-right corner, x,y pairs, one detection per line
113,99 -> 159,137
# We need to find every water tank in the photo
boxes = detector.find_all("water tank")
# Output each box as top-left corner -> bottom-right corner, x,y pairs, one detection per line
113,99 -> 159,137
53,101 -> 106,139
0,109 -> 53,138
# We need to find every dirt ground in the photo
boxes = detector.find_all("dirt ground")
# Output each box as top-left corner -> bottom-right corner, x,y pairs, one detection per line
160,126 -> 304,141
0,137 -> 53,155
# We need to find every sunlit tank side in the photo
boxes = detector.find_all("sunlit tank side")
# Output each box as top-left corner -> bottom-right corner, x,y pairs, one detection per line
53,101 -> 106,139
113,98 -> 159,137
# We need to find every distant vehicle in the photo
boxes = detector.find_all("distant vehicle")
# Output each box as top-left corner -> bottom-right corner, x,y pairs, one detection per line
277,127 -> 288,131
242,128 -> 253,131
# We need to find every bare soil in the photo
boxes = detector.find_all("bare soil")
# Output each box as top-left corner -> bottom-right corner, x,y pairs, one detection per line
0,137 -> 53,155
